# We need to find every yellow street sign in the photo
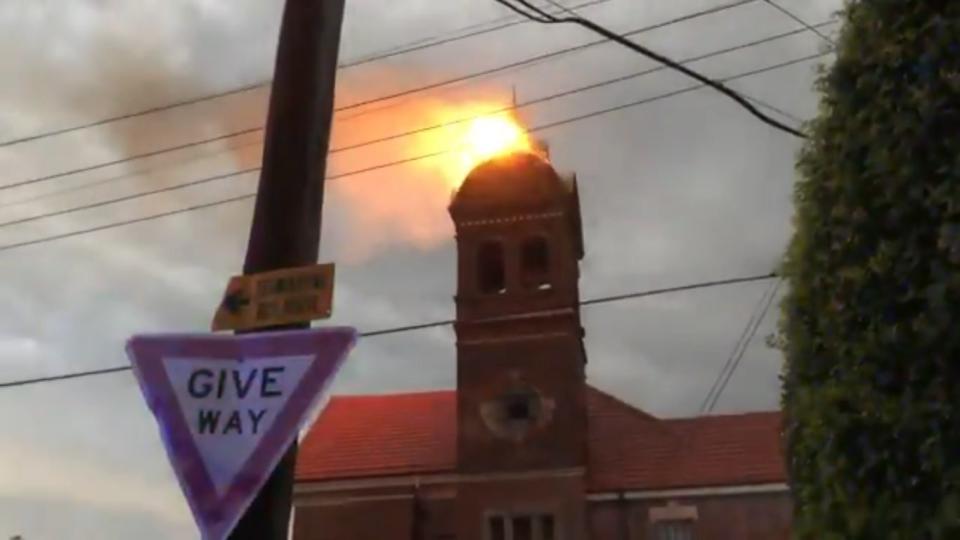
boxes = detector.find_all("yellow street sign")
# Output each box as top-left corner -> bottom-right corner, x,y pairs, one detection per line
212,263 -> 335,331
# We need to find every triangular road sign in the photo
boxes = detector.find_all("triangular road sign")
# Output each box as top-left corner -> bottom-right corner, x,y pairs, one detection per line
126,327 -> 357,540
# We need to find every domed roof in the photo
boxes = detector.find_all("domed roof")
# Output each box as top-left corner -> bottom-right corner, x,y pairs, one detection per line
450,152 -> 569,218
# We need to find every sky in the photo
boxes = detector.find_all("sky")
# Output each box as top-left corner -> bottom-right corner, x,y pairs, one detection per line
0,0 -> 843,537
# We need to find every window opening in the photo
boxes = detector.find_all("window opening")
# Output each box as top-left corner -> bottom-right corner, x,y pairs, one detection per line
478,241 -> 506,294
520,237 -> 551,290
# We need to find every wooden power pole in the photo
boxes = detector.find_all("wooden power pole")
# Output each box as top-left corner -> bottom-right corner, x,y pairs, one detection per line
228,0 -> 345,538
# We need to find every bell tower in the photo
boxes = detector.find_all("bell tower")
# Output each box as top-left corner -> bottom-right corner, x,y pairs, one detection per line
449,151 -> 587,474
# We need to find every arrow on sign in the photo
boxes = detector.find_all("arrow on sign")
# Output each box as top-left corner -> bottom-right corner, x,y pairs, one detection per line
221,290 -> 251,315
211,263 -> 335,332
126,327 -> 357,540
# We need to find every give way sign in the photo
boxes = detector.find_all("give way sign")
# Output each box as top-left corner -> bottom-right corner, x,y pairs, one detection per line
126,327 -> 357,540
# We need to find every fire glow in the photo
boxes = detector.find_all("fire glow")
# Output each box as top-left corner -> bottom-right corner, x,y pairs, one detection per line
320,96 -> 541,260
457,114 -> 533,177
408,102 -> 536,190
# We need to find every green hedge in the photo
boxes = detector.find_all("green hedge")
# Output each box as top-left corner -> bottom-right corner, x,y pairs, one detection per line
781,1 -> 960,538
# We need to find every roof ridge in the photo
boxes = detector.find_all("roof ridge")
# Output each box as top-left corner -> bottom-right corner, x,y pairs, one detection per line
665,409 -> 782,423
585,385 -> 660,422
585,385 -> 678,441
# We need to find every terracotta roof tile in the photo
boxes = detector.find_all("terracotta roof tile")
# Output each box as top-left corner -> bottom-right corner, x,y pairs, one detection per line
296,387 -> 786,491
296,391 -> 456,481
662,411 -> 786,489
584,387 -> 682,492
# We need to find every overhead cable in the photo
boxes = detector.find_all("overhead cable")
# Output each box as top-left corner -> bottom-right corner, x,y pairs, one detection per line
0,26 -> 827,229
493,0 -> 807,137
762,0 -> 834,46
0,272 -> 776,390
0,0 -> 756,193
702,277 -> 783,413
0,0 -> 615,150
0,50 -> 828,253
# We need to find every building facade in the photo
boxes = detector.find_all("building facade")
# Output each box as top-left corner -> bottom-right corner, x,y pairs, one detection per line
293,152 -> 791,539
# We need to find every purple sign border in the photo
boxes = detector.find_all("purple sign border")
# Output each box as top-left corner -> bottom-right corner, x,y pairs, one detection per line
126,327 -> 357,540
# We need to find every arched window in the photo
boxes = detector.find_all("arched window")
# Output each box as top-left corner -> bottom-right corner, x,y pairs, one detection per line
477,241 -> 506,294
520,237 -> 551,290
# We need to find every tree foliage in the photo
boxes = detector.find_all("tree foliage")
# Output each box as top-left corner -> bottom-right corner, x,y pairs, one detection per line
781,1 -> 960,538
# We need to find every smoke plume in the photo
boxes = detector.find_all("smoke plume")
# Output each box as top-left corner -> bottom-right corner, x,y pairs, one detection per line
0,1 -> 522,262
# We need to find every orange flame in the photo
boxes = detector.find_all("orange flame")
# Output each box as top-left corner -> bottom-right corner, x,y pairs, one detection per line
321,95 -> 539,261
408,102 -> 534,190
456,114 -> 533,175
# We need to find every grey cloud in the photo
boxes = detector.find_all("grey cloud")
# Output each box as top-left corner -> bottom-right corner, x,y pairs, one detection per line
0,0 -> 843,537
0,495 -> 193,540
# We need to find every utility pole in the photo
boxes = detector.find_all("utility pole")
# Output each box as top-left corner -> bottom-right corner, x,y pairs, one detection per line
228,0 -> 345,538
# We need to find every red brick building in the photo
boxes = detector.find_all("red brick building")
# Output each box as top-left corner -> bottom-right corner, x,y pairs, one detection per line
293,152 -> 791,539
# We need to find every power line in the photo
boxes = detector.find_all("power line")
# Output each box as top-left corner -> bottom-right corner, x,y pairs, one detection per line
0,50 -> 828,252
5,11 -> 806,203
0,192 -> 256,253
706,277 -> 781,413
741,93 -> 803,125
0,127 -> 263,194
528,51 -> 824,133
568,0 -> 799,126
0,167 -> 260,229
0,0 -> 613,151
702,277 -> 783,413
502,0 -> 809,137
0,136 -> 263,211
0,81 -> 268,150
0,22 -> 824,221
494,0 -> 806,138
330,41 -> 567,124
542,0 -> 581,17
342,0 -> 613,68
762,0 -> 834,46
0,0 -> 755,194
0,272 -> 776,390
698,278 -> 777,413
344,0 -> 588,63
330,23 -> 822,152
0,147 -> 458,244
581,273 -> 776,306
309,0 -> 758,123
0,365 -> 134,388
359,319 -> 455,338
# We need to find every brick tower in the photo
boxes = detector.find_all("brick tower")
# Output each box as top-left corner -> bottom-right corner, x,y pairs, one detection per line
449,151 -> 588,540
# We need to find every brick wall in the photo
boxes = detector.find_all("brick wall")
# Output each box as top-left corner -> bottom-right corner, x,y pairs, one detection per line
587,491 -> 792,540
293,495 -> 414,540
293,483 -> 457,540
456,335 -> 587,474
295,482 -> 791,540
293,473 -> 588,540
455,473 -> 586,540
